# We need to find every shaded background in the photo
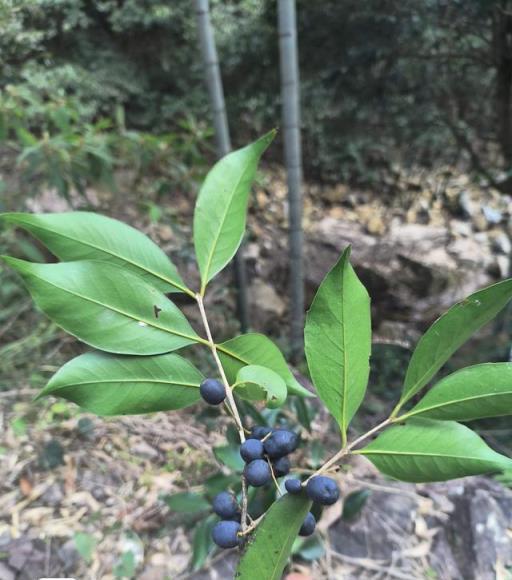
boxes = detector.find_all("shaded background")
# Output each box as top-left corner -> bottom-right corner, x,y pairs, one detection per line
1,1 -> 512,578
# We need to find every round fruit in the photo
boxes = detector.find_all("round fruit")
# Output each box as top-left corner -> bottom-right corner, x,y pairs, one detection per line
199,378 -> 226,405
272,456 -> 290,477
249,426 -> 272,440
263,429 -> 298,458
284,478 -> 303,494
244,459 -> 272,487
212,492 -> 239,519
299,512 -> 316,536
306,476 -> 340,505
212,520 -> 241,549
240,439 -> 264,462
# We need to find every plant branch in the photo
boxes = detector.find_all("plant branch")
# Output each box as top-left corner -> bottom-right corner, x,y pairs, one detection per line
305,417 -> 393,482
195,293 -> 245,439
195,293 -> 249,530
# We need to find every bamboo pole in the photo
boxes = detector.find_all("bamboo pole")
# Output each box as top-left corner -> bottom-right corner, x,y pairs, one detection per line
278,0 -> 304,361
194,0 -> 250,332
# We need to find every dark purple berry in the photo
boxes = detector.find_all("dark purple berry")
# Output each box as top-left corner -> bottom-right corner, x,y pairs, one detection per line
306,476 -> 340,506
299,512 -> 316,536
240,439 -> 264,462
212,520 -> 241,548
285,478 -> 303,494
244,459 -> 271,487
200,378 -> 226,405
212,492 -> 239,519
249,426 -> 272,440
272,456 -> 290,477
263,429 -> 298,459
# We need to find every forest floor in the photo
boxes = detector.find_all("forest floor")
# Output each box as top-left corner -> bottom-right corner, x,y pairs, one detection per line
1,164 -> 512,579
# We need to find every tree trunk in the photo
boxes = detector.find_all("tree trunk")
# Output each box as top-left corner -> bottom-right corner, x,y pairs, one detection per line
194,0 -> 249,332
278,0 -> 304,362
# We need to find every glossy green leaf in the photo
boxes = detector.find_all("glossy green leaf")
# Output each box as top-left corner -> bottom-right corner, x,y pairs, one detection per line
3,258 -> 201,354
163,492 -> 210,514
213,445 -> 245,472
356,418 -> 512,483
236,494 -> 311,580
38,352 -> 203,415
193,130 -> 275,291
234,365 -> 287,409
292,536 -> 325,561
398,279 -> 512,409
342,489 -> 371,521
217,333 -> 312,398
1,211 -> 189,294
401,363 -> 512,422
191,515 -> 216,571
304,247 -> 371,442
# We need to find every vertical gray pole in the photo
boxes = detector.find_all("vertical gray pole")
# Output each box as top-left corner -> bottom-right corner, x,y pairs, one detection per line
195,0 -> 250,332
278,0 -> 304,362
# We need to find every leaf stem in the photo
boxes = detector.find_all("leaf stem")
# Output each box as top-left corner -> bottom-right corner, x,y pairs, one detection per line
304,417 -> 393,483
195,293 -> 249,530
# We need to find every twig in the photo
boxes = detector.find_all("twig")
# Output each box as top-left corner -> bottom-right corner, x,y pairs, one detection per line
330,550 -> 420,580
195,293 -> 245,438
195,293 -> 249,531
267,459 -> 283,496
240,513 -> 265,536
305,418 -> 392,483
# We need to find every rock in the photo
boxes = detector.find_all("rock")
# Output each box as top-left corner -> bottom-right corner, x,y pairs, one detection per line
58,539 -> 80,572
249,279 -> 286,317
482,205 -> 503,225
459,190 -> 475,219
450,219 -> 472,238
473,212 -> 489,232
494,255 -> 510,278
0,563 -> 15,580
489,230 -> 512,255
41,484 -> 64,507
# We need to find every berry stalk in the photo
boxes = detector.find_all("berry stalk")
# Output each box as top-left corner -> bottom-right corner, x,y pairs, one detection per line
195,293 -> 249,530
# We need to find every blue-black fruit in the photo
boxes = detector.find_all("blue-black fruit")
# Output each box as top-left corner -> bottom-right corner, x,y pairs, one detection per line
284,478 -> 303,494
299,512 -> 316,536
244,459 -> 271,487
249,426 -> 272,440
199,378 -> 226,405
306,476 -> 340,505
212,520 -> 241,549
272,456 -> 290,477
240,439 -> 264,462
212,491 -> 239,519
263,429 -> 298,459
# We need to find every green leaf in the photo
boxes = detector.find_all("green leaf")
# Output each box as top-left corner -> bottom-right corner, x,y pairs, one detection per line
234,365 -> 287,408
38,352 -> 203,415
3,258 -> 201,355
292,535 -> 325,561
217,333 -> 312,398
397,279 -> 512,410
191,515 -> 216,571
74,532 -> 97,564
193,131 -> 276,291
213,445 -> 245,472
236,494 -> 311,580
342,489 -> 371,521
356,418 -> 512,483
304,247 -> 371,443
1,212 -> 189,294
400,363 -> 512,422
163,492 -> 210,514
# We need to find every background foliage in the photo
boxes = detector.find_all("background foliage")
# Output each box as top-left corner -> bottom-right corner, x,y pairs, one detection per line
2,0 -> 511,187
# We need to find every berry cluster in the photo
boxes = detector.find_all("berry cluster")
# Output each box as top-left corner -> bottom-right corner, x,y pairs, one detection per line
200,378 -> 341,550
